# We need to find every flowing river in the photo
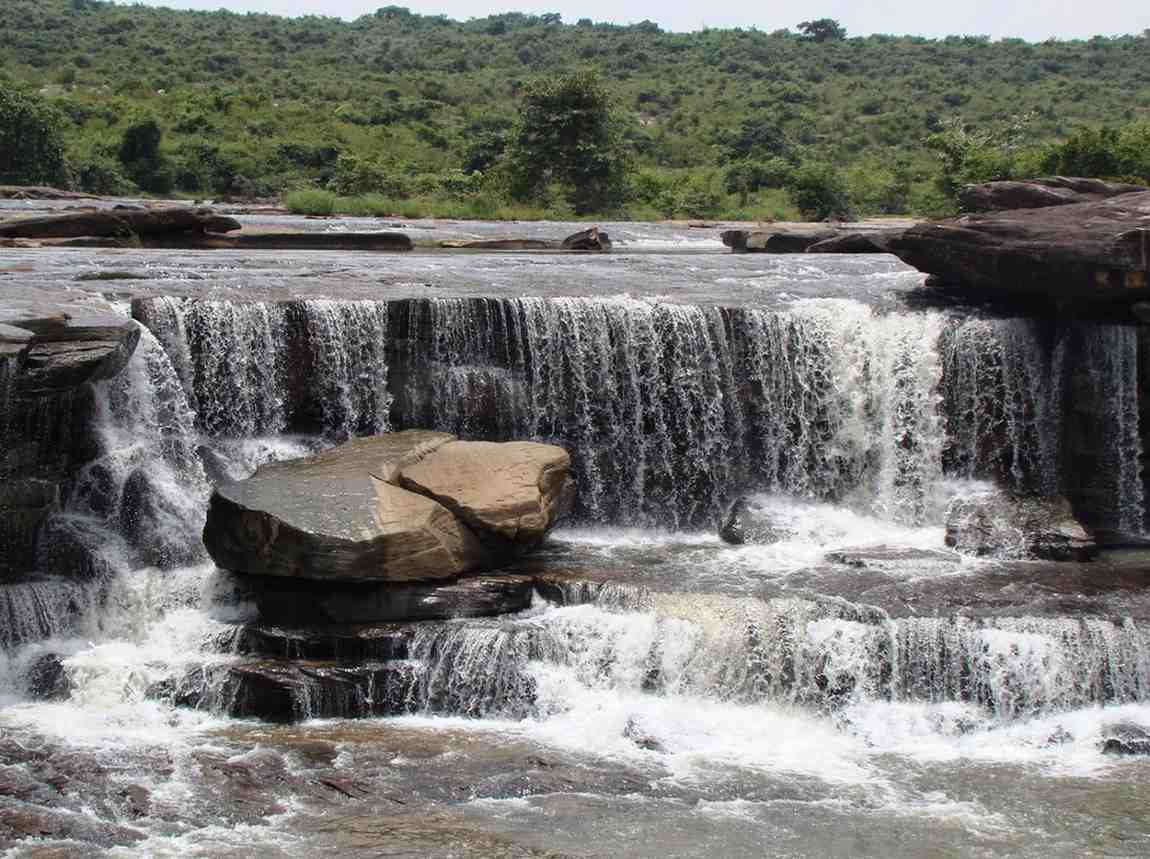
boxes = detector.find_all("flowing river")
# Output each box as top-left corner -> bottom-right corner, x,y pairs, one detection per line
2,221 -> 1149,857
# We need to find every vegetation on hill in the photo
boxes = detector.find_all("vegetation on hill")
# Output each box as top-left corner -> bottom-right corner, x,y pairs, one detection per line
2,1 -> 1149,218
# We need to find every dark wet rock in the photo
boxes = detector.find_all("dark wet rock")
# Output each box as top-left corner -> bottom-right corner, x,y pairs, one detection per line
196,443 -> 231,486
0,803 -> 145,849
561,226 -> 611,251
623,717 -> 665,753
886,191 -> 1150,304
167,659 -> 421,722
1,293 -> 140,396
203,431 -> 483,582
237,574 -> 535,626
806,230 -> 904,254
958,177 -> 1145,213
824,545 -> 961,570
719,496 -> 795,545
945,490 -> 1095,561
0,479 -> 60,577
0,185 -> 96,200
438,238 -> 553,250
229,231 -> 412,251
219,622 -> 413,660
22,653 -> 71,700
723,226 -> 838,253
1100,722 -> 1150,756
0,206 -> 239,239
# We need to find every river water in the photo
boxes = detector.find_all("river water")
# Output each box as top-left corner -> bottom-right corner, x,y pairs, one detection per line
2,221 -> 1150,856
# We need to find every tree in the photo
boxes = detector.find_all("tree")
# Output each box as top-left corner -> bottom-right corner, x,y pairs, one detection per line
786,162 -> 853,220
118,114 -> 173,193
0,87 -> 69,187
798,19 -> 847,42
504,70 -> 631,214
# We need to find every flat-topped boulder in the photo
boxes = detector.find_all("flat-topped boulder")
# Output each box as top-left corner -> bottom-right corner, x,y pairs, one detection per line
203,431 -> 574,582
885,190 -> 1150,304
0,291 -> 140,395
722,226 -> 839,254
958,177 -> 1146,213
399,440 -> 574,547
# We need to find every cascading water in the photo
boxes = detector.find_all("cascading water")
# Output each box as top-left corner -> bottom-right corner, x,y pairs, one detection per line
6,265 -> 1150,855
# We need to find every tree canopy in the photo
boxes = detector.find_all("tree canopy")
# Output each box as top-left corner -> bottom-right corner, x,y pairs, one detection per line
1,1 -> 1148,217
0,87 -> 68,186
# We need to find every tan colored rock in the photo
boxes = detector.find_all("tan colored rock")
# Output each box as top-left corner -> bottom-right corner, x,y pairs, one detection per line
398,440 -> 574,545
203,431 -> 485,581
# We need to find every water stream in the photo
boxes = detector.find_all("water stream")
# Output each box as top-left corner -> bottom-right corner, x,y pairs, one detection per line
2,243 -> 1150,856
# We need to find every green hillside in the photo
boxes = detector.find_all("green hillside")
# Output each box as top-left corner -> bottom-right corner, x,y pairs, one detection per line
3,1 -> 1150,218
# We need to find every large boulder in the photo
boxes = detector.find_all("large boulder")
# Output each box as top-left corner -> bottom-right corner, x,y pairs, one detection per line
203,431 -> 481,582
398,440 -> 574,548
561,226 -> 612,251
885,191 -> 1150,304
203,432 -> 574,582
806,229 -> 905,254
945,490 -> 1095,561
958,177 -> 1145,214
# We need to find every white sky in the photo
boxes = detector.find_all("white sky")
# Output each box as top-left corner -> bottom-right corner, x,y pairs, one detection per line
129,0 -> 1150,41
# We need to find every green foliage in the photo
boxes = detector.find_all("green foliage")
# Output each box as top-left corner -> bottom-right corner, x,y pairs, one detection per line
504,70 -> 632,214
786,162 -> 853,220
798,19 -> 847,43
1040,123 -> 1150,182
284,188 -> 337,214
0,87 -> 69,186
3,2 -> 1150,214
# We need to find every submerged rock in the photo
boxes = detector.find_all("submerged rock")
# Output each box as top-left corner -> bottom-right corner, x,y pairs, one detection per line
203,431 -> 574,582
945,490 -> 1095,561
1100,722 -> 1150,756
718,496 -> 795,545
21,653 -> 71,700
236,574 -> 535,626
561,226 -> 612,251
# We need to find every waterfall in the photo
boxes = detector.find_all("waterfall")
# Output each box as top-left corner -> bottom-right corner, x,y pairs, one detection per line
941,317 -> 1062,495
393,589 -> 1150,722
133,295 -> 1145,531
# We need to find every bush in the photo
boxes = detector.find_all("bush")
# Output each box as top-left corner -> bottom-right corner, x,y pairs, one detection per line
284,188 -> 337,214
786,162 -> 853,220
0,87 -> 69,186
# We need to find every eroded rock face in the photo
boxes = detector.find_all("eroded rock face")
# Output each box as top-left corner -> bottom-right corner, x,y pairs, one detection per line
1,292 -> 140,395
203,432 -> 574,582
562,226 -> 612,251
945,490 -> 1095,561
398,440 -> 574,547
958,177 -> 1145,214
0,206 -> 240,239
886,191 -> 1150,304
722,227 -> 839,254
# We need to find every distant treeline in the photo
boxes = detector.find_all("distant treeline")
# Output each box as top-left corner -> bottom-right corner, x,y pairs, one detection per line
2,1 -> 1149,219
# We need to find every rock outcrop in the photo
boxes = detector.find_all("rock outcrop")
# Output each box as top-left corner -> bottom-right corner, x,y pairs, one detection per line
718,496 -> 795,545
723,226 -> 839,254
203,432 -> 574,582
562,226 -> 612,251
806,230 -> 904,254
958,177 -> 1145,214
945,490 -> 1095,561
1,294 -> 140,395
0,207 -> 240,240
885,191 -> 1150,304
